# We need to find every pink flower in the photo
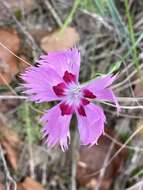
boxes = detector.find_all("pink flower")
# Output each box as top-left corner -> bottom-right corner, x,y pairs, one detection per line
21,48 -> 119,151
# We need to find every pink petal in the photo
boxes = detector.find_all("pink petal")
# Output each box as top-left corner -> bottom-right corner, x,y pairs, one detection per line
38,48 -> 80,79
85,75 -> 116,92
41,104 -> 72,151
83,75 -> 120,111
76,103 -> 106,146
95,89 -> 120,112
20,66 -> 63,103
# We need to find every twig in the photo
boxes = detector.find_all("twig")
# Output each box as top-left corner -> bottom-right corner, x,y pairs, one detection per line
112,63 -> 143,89
0,145 -> 17,190
106,108 -> 143,119
1,95 -> 143,110
41,164 -> 47,186
0,95 -> 27,100
0,74 -> 17,95
113,58 -> 142,112
81,9 -> 113,31
130,169 -> 143,181
117,61 -> 134,78
96,111 -> 142,189
95,139 -> 115,190
97,100 -> 143,110
0,42 -> 31,66
24,102 -> 35,179
82,122 -> 143,179
126,180 -> 143,190
105,133 -> 143,152
122,58 -> 142,108
43,0 -> 63,27
115,78 -> 141,92
118,97 -> 143,102
1,95 -> 143,102
0,0 -> 42,61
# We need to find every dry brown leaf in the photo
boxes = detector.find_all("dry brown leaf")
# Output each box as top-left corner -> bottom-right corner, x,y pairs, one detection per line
0,120 -> 21,170
17,55 -> 29,72
136,120 -> 143,137
77,129 -> 126,190
2,141 -> 18,171
0,183 -> 3,190
41,27 -> 80,52
0,0 -> 35,22
17,177 -> 46,190
0,122 -> 20,146
134,81 -> 143,97
30,29 -> 49,44
0,177 -> 4,190
0,92 -> 19,113
7,0 -> 34,12
0,29 -> 20,85
86,178 -> 97,190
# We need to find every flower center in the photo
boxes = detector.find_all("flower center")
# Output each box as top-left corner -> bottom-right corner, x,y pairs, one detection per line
52,70 -> 96,116
64,83 -> 82,106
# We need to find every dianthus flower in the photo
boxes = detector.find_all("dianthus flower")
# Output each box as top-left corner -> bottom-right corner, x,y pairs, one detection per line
21,48 -> 119,151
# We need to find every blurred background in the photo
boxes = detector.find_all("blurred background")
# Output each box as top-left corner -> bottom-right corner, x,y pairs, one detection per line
0,0 -> 143,190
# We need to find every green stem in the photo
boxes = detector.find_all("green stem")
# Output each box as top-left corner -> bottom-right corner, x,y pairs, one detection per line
24,102 -> 32,144
60,0 -> 81,33
108,32 -> 143,75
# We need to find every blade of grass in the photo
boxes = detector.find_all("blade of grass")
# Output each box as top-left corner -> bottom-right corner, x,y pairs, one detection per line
80,0 -> 96,12
93,0 -> 129,44
124,0 -> 142,79
93,0 -> 107,16
107,0 -> 129,44
60,0 -> 81,33
108,32 -> 143,74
